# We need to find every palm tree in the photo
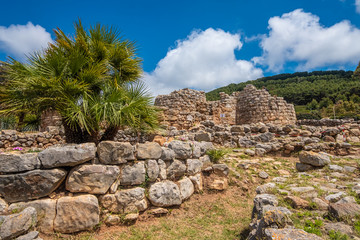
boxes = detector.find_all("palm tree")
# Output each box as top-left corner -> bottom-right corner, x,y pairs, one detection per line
0,20 -> 159,144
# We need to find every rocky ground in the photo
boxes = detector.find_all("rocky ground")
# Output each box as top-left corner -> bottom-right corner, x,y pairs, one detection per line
35,146 -> 360,240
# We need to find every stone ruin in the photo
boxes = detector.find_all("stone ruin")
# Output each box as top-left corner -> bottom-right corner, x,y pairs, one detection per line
154,84 -> 296,129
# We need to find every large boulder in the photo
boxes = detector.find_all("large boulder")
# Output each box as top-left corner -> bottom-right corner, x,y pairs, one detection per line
253,194 -> 278,218
329,203 -> 360,220
168,141 -> 192,160
160,147 -> 175,161
148,181 -> 182,207
53,194 -> 100,233
8,198 -> 56,233
66,164 -> 120,194
39,143 -> 96,168
264,228 -> 323,240
137,142 -> 162,159
100,187 -> 148,214
194,132 -> 211,142
167,160 -> 186,180
0,207 -> 37,240
299,151 -> 330,167
120,162 -> 146,186
0,153 -> 40,174
178,177 -> 194,201
97,141 -> 134,164
186,159 -> 202,175
0,169 -> 67,203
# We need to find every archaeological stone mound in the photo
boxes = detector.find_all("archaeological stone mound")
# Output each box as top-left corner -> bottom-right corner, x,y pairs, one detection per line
154,84 -> 296,129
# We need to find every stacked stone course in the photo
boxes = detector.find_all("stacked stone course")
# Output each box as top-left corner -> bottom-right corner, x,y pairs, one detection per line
0,140 -> 228,237
236,85 -> 296,125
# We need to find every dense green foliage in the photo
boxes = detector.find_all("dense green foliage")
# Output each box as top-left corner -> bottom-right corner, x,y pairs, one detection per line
0,21 -> 159,143
206,70 -> 359,105
206,70 -> 360,119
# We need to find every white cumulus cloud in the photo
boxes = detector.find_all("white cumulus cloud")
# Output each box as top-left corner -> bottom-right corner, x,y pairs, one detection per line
253,9 -> 360,72
0,22 -> 52,60
143,28 -> 263,96
356,0 -> 360,13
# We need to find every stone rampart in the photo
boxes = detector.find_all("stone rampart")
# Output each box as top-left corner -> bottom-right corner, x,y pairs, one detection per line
0,140 -> 228,236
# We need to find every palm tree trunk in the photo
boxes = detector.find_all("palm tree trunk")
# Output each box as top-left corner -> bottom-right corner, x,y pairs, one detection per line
100,126 -> 119,142
62,119 -> 84,144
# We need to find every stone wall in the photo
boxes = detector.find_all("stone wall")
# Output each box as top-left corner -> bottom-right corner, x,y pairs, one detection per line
236,85 -> 296,125
0,140 -> 228,237
155,85 -> 296,130
155,88 -> 210,129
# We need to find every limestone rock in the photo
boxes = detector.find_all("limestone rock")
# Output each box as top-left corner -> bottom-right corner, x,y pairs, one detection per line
264,228 -> 323,240
8,198 -> 56,233
324,222 -> 353,236
198,142 -> 214,155
178,177 -> 194,201
253,194 -> 278,217
0,207 -> 37,240
0,198 -> 8,214
258,171 -> 269,179
213,164 -> 229,177
54,195 -> 100,233
168,141 -> 192,160
296,162 -> 316,172
186,159 -> 202,175
189,173 -> 203,192
123,213 -> 139,222
137,142 -> 162,160
148,181 -> 182,207
0,153 -> 40,174
66,164 -> 120,194
312,198 -> 328,210
120,162 -> 145,186
167,160 -> 186,180
146,160 -> 159,182
194,132 -> 211,142
104,214 -> 120,226
160,147 -> 175,161
97,141 -> 134,164
39,143 -> 96,168
205,176 -> 228,190
16,231 -> 39,240
157,159 -> 167,180
100,187 -> 148,213
147,207 -> 169,216
325,192 -> 346,203
256,183 -> 276,194
285,196 -> 309,209
0,169 -> 67,203
299,151 -> 330,167
329,203 -> 360,220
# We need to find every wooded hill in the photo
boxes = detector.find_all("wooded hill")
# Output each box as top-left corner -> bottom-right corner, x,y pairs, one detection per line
206,70 -> 359,105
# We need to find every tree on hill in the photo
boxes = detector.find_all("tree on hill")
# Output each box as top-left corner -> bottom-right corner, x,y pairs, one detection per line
353,61 -> 360,79
0,21 -> 159,144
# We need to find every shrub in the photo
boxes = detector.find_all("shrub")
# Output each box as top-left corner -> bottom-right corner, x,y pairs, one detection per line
206,149 -> 227,163
328,230 -> 349,240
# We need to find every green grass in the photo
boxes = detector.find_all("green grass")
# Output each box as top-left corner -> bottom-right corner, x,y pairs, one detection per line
206,149 -> 228,163
328,230 -> 350,240
303,219 -> 323,236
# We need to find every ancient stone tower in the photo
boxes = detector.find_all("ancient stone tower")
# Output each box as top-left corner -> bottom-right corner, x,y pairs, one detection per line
236,85 -> 296,125
154,85 -> 296,129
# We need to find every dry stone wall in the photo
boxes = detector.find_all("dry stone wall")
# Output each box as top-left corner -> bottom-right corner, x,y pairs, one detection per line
0,140 -> 228,237
154,85 -> 296,130
236,85 -> 296,125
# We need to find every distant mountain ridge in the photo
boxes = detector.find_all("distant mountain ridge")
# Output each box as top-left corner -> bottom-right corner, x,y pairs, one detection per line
206,70 -> 358,105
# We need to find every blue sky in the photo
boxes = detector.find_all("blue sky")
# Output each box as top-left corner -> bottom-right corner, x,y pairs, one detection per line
1,0 -> 360,95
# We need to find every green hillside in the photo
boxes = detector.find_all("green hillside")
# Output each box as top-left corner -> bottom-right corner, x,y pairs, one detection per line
206,70 -> 360,119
